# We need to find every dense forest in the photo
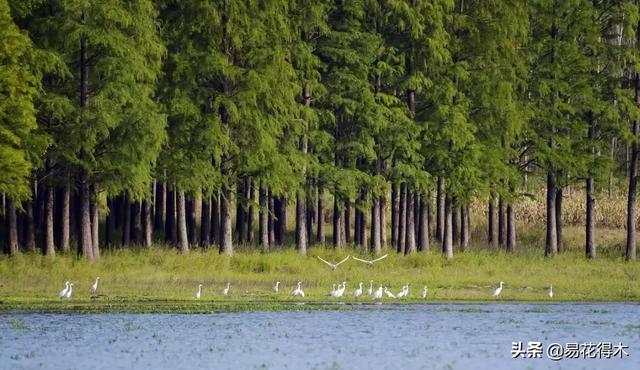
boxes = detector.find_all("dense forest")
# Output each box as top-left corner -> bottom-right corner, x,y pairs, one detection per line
1,0 -> 640,261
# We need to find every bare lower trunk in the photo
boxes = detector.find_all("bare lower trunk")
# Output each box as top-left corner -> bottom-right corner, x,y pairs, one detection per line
391,183 -> 398,248
333,197 -> 342,247
498,195 -> 505,247
177,191 -> 188,252
488,195 -> 496,246
405,190 -> 416,254
344,202 -> 351,244
436,177 -> 444,242
452,205 -> 459,246
360,206 -> 368,249
189,196 -> 198,246
460,206 -> 468,252
143,199 -> 153,247
586,177 -> 595,258
260,187 -> 268,249
165,189 -> 176,245
247,180 -> 254,244
236,181 -> 245,244
418,194 -> 429,251
25,200 -> 35,252
123,196 -> 131,246
354,207 -> 362,245
211,193 -> 220,245
80,181 -> 94,261
371,198 -> 381,253
545,172 -> 558,256
380,195 -> 387,247
443,195 -> 453,260
91,200 -> 100,258
296,189 -> 307,255
60,186 -> 70,252
398,184 -> 406,253
626,119 -> 638,260
201,196 -> 211,246
555,186 -> 563,252
155,181 -> 166,233
220,187 -> 233,255
268,194 -> 275,245
507,204 -> 515,252
45,185 -> 55,255
317,187 -> 325,244
8,198 -> 19,255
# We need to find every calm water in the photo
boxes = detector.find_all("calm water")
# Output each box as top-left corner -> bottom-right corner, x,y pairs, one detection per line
1,303 -> 639,370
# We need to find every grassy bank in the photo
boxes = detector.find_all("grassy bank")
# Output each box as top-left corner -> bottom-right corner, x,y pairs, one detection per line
1,228 -> 638,313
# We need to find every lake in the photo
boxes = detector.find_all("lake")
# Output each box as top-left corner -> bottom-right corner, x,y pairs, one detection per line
1,303 -> 639,369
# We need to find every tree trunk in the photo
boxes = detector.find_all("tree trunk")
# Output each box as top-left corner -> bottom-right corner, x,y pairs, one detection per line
460,205 -> 468,252
436,177 -> 445,242
306,187 -> 314,245
211,192 -> 220,246
344,202 -> 351,244
443,195 -> 453,260
133,201 -> 143,244
418,194 -> 429,251
391,183 -> 398,248
498,195 -> 505,246
45,185 -> 55,256
488,195 -> 496,246
220,187 -> 233,255
143,199 -> 153,247
25,199 -> 35,252
236,180 -> 245,244
452,204 -> 459,247
187,196 -> 198,246
177,191 -> 189,252
8,198 -> 19,255
586,177 -> 595,258
247,179 -> 254,244
545,172 -> 558,256
155,180 -> 166,234
360,206 -> 368,249
507,204 -> 516,252
354,207 -> 362,245
296,189 -> 307,255
123,195 -> 132,246
398,184 -> 406,253
371,198 -> 381,253
60,186 -> 70,252
627,123 -> 639,260
259,186 -> 269,249
380,195 -> 387,247
268,193 -> 275,245
333,196 -> 342,247
201,196 -> 211,246
166,189 -> 177,245
555,186 -> 563,252
317,187 -> 325,244
80,180 -> 94,261
405,189 -> 416,254
91,199 -> 100,258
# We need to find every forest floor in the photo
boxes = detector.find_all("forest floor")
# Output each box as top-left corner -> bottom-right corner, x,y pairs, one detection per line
1,226 -> 639,313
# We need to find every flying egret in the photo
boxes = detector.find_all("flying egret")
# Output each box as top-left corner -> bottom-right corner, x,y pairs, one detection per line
384,287 -> 396,298
373,285 -> 383,300
352,254 -> 388,267
353,282 -> 363,298
90,277 -> 100,296
421,286 -> 428,299
317,256 -> 350,270
196,284 -> 203,300
58,281 -> 70,298
292,281 -> 305,297
223,282 -> 231,296
273,281 -> 280,293
492,281 -> 504,298
65,283 -> 74,299
367,280 -> 374,296
548,285 -> 553,300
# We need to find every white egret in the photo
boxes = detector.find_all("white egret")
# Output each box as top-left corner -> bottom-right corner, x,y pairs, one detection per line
328,283 -> 337,296
90,277 -> 100,296
334,282 -> 347,298
196,284 -> 203,299
384,287 -> 396,299
58,281 -> 70,298
273,281 -> 280,293
292,281 -> 305,297
492,281 -> 504,298
353,282 -> 363,298
367,280 -> 374,296
65,283 -> 74,299
223,282 -> 231,296
316,256 -> 350,270
548,285 -> 553,300
421,286 -> 428,299
396,284 -> 409,298
352,254 -> 388,267
373,285 -> 383,300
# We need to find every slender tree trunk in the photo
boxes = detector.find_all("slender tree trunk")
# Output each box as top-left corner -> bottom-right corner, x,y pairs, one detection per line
627,124 -> 639,260
8,198 -> 19,255
201,196 -> 211,247
586,177 -> 595,258
296,189 -> 307,255
211,193 -> 220,246
60,186 -> 70,252
555,186 -> 563,252
371,198 -> 381,253
354,207 -> 362,245
247,179 -> 254,244
418,194 -> 429,251
177,191 -> 188,252
143,199 -> 152,247
333,196 -> 342,247
276,196 -> 287,245
398,184 -> 406,253
317,187 -> 325,244
45,185 -> 55,255
443,195 -> 453,260
220,187 -> 233,255
405,190 -> 416,254
306,187 -> 314,245
436,177 -> 445,242
452,204 -> 459,247
155,181 -> 166,234
123,195 -> 132,246
188,196 -> 198,246
498,195 -> 505,247
268,193 -> 275,245
79,180 -> 93,261
507,204 -> 516,252
460,206 -> 468,252
391,183 -> 398,248
545,172 -> 558,256
133,201 -> 142,244
167,189 -> 177,245
488,195 -> 496,246
380,195 -> 387,247
236,181 -> 245,244
344,202 -> 351,244
91,199 -> 99,258
260,186 -> 269,249
25,199 -> 35,252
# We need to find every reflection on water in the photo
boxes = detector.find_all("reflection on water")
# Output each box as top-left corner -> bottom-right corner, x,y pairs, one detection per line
1,303 -> 639,369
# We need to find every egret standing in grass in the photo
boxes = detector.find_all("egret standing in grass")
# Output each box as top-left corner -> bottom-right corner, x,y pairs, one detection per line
353,282 -> 363,299
90,277 -> 100,296
384,286 -> 396,299
328,283 -> 337,296
196,284 -> 203,300
292,281 -> 305,297
58,281 -> 70,298
335,282 -> 347,298
273,281 -> 280,293
373,285 -> 383,300
421,286 -> 428,299
548,285 -> 553,300
492,281 -> 504,299
223,282 -> 230,296
367,280 -> 374,296
65,283 -> 74,299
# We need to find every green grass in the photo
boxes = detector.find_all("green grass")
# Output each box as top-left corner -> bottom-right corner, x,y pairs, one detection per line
1,226 -> 638,313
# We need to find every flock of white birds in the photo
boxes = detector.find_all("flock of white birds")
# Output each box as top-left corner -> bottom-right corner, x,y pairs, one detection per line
55,255 -> 555,301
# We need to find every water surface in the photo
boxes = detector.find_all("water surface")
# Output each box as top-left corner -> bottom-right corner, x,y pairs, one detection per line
1,303 -> 639,369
